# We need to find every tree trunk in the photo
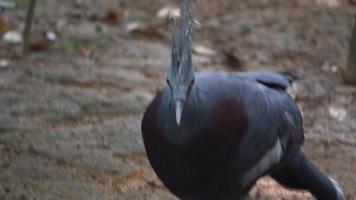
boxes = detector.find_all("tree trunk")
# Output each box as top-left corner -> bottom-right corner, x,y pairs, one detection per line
23,0 -> 37,54
344,16 -> 356,84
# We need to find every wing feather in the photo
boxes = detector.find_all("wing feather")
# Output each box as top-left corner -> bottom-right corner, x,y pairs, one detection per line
237,71 -> 299,90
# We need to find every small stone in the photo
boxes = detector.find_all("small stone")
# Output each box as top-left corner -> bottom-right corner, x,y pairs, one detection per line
74,0 -> 83,7
0,59 -> 9,68
331,65 -> 339,73
46,31 -> 58,42
56,19 -> 67,30
126,22 -> 143,33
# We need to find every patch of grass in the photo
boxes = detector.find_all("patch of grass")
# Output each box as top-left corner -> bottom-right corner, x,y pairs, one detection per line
0,131 -> 26,148
124,10 -> 152,24
52,31 -> 116,53
79,100 -> 114,116
79,101 -> 95,114
80,32 -> 114,49
28,181 -> 55,195
54,38 -> 79,53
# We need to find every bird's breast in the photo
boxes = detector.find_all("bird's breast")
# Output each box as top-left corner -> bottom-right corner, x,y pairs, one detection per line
142,90 -> 250,197
181,98 -> 248,165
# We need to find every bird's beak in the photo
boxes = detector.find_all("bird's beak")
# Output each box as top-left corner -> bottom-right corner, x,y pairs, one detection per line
175,100 -> 184,126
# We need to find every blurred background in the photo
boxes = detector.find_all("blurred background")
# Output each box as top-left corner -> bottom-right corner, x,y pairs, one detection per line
1,0 -> 356,199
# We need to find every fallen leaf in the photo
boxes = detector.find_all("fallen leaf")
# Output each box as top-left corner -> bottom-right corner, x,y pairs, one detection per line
74,0 -> 83,8
0,15 -> 11,34
193,45 -> 216,56
222,47 -> 246,68
126,22 -> 144,33
2,31 -> 22,43
105,8 -> 124,24
157,6 -> 180,19
77,46 -> 92,57
317,0 -> 339,7
127,22 -> 167,40
30,39 -> 49,51
0,59 -> 9,68
331,65 -> 339,73
328,105 -> 347,121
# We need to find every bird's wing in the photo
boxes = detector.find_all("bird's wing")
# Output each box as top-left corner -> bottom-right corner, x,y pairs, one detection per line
219,74 -> 303,189
237,71 -> 298,90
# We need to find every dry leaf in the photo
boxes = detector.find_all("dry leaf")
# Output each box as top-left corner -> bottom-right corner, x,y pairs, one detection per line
30,39 -> 49,51
105,9 -> 124,24
74,0 -> 83,8
222,47 -> 246,68
2,31 -> 22,43
126,22 -> 144,33
127,22 -> 166,40
0,15 -> 11,33
328,105 -> 347,121
77,46 -> 92,57
0,59 -> 9,69
193,45 -> 216,56
317,0 -> 339,7
157,6 -> 180,19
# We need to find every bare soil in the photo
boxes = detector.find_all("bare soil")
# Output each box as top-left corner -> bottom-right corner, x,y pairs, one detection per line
0,0 -> 356,199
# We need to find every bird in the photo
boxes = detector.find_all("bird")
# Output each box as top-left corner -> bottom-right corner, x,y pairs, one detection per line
141,0 -> 345,199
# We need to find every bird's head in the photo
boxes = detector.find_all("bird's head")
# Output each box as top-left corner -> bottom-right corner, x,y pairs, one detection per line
167,0 -> 196,126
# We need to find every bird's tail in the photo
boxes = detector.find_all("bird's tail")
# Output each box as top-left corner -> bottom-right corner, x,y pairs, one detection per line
271,150 -> 344,200
279,71 -> 300,84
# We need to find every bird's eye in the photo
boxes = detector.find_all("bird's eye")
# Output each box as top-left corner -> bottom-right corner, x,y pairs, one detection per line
188,79 -> 195,91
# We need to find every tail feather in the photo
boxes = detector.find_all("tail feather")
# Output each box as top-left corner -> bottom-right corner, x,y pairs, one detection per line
237,71 -> 299,91
279,71 -> 300,83
271,150 -> 344,200
270,164 -> 307,190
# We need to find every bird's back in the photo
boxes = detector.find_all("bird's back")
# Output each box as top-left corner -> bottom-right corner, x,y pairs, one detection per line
142,71 -> 304,199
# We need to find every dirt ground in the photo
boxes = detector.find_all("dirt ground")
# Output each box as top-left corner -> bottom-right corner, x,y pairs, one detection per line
0,0 -> 356,199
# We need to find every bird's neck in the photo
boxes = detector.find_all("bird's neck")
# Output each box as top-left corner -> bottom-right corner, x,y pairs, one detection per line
163,87 -> 200,138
